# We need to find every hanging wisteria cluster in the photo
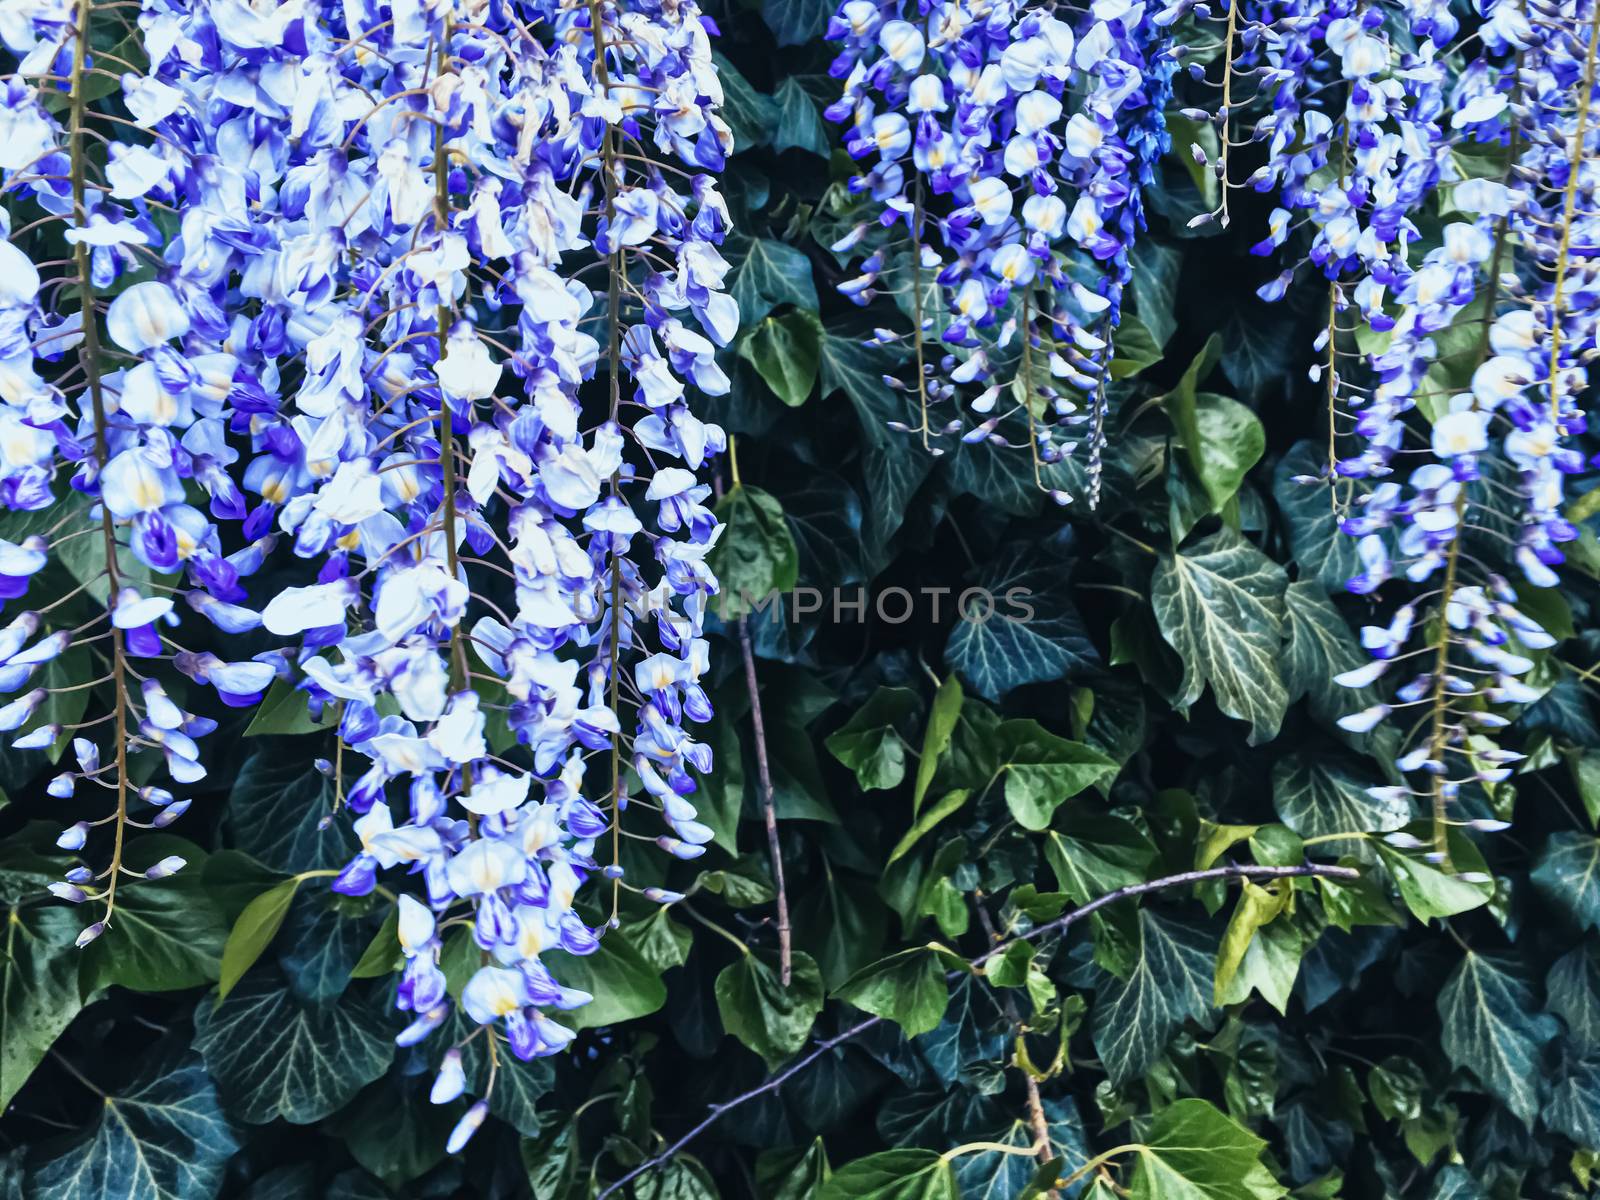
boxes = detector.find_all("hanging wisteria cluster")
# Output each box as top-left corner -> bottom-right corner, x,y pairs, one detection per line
1250,0 -> 1600,863
824,0 -> 1600,858
0,0 -> 734,1150
822,0 -> 1186,505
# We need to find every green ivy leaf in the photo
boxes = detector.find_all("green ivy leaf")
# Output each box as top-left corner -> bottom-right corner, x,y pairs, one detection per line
699,858 -> 777,907
716,949 -> 826,1067
45,490 -> 155,605
945,548 -> 1099,702
781,469 -> 866,587
1158,336 -> 1263,514
794,870 -> 889,990
1548,945 -> 1600,1048
1164,115 -> 1220,208
228,753 -> 358,874
81,837 -> 226,994
0,904 -> 83,1112
912,675 -> 964,816
28,1051 -> 240,1200
192,967 -> 393,1124
1109,314 -> 1163,380
349,905 -> 401,979
757,1138 -> 832,1200
1437,952 -> 1560,1125
835,946 -> 955,1036
275,892 -> 373,1003
817,1149 -> 957,1200
1152,528 -> 1289,744
1217,308 -> 1294,401
945,434 -> 1074,518
911,839 -> 970,940
1214,880 -> 1299,1012
331,1074 -> 451,1188
709,484 -> 799,616
1126,1098 -> 1288,1199
244,680 -> 339,737
1043,813 -> 1157,904
996,720 -> 1119,831
1273,444 -> 1363,593
27,646 -> 91,763
888,789 -> 971,868
713,53 -> 778,152
1572,751 -> 1600,829
218,877 -> 300,1002
1368,1055 -> 1425,1121
1374,826 -> 1494,921
1272,754 -> 1409,856
740,309 -> 823,407
1129,238 -> 1181,348
1532,833 -> 1600,931
702,712 -> 747,854
1548,1048 -> 1600,1146
761,0 -> 832,44
1281,583 -> 1395,755
629,907 -> 695,974
0,828 -> 71,905
1428,1165 -> 1487,1200
628,1157 -> 721,1200
1092,911 -> 1216,1085
200,850 -> 285,923
545,928 -> 667,1030
953,1100 -> 1090,1200
820,326 -> 909,415
726,233 -> 818,323
826,687 -> 920,791
522,1119 -> 581,1199
825,330 -> 931,563
1181,391 -> 1265,513
772,77 -> 831,156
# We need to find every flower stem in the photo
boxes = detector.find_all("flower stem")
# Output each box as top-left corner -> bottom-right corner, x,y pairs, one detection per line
1547,3 -> 1600,426
911,179 -> 930,450
70,0 -> 130,929
433,25 -> 467,711
588,0 -> 627,928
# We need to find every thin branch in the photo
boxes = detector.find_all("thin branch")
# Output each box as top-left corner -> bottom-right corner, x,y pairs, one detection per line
595,861 -> 1359,1197
738,616 -> 791,985
974,893 -> 1054,1176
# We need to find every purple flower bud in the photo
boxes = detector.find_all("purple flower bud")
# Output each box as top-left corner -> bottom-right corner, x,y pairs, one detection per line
151,800 -> 191,828
430,1048 -> 466,1104
446,1100 -> 490,1154
144,855 -> 186,880
11,724 -> 58,750
0,689 -> 47,732
396,1004 -> 451,1047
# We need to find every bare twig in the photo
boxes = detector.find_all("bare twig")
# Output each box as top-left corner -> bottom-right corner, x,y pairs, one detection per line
1023,1072 -> 1054,1166
974,893 -> 1054,1173
738,617 -> 791,984
595,861 -> 1359,1197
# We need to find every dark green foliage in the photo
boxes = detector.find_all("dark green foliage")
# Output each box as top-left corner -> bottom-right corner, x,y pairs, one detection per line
3,8 -> 1600,1200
